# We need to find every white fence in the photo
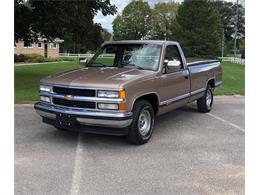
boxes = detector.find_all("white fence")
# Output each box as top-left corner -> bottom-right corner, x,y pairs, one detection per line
219,57 -> 245,65
59,53 -> 115,58
59,53 -> 94,58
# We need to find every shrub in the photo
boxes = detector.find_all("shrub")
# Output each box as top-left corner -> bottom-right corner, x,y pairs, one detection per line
14,54 -> 18,62
44,57 -> 80,62
14,54 -> 26,62
24,53 -> 45,63
14,53 -> 82,63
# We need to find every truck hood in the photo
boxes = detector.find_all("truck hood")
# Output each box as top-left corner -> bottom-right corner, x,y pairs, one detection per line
41,67 -> 156,89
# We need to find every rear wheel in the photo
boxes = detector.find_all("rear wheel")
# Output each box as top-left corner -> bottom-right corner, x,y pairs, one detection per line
197,85 -> 213,113
127,100 -> 154,145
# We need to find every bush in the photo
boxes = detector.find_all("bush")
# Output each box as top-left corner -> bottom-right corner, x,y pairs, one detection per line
14,54 -> 26,62
14,54 -> 18,62
14,53 -> 82,63
24,53 -> 45,63
44,57 -> 80,62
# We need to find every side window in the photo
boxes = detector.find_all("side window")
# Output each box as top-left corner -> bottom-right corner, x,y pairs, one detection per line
164,45 -> 183,73
92,46 -> 116,67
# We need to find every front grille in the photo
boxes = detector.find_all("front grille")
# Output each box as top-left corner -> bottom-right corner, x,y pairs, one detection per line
53,98 -> 96,109
53,86 -> 96,97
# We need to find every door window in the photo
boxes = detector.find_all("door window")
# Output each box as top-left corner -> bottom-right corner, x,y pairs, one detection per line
164,45 -> 183,73
90,45 -> 116,67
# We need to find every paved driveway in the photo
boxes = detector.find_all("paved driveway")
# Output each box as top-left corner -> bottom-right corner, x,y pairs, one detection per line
15,96 -> 244,195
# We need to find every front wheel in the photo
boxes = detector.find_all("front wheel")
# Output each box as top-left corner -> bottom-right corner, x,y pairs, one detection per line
126,100 -> 155,145
197,85 -> 213,113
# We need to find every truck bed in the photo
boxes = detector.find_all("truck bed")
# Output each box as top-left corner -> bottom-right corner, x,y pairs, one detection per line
186,58 -> 220,66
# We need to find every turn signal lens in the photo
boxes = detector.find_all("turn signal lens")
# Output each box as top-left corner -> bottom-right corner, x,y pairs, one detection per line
118,103 -> 127,110
119,90 -> 126,99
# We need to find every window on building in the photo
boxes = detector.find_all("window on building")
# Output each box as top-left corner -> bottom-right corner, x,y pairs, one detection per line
24,41 -> 33,48
50,43 -> 57,49
38,43 -> 42,48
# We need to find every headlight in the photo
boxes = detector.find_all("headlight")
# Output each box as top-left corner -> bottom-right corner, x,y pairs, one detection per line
98,103 -> 118,110
40,96 -> 51,103
97,90 -> 119,98
40,85 -> 52,92
97,90 -> 126,98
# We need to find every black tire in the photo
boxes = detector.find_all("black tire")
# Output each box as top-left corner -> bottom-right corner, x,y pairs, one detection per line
126,100 -> 155,145
197,85 -> 213,113
55,127 -> 67,131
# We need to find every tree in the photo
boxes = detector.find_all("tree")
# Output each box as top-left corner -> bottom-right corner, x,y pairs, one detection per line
14,0 -> 32,42
112,15 -> 124,40
14,0 -> 117,52
113,0 -> 151,40
101,28 -> 112,42
148,2 -> 179,40
210,1 -> 245,54
172,0 -> 222,58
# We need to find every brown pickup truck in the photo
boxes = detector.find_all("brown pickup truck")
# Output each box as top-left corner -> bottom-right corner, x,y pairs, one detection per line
35,40 -> 222,145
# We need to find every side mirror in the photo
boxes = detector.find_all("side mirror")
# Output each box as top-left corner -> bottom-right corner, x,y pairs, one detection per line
167,59 -> 181,67
163,59 -> 181,74
79,58 -> 88,66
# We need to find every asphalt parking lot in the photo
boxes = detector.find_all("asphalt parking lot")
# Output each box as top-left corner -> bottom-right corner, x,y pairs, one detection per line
15,96 -> 244,195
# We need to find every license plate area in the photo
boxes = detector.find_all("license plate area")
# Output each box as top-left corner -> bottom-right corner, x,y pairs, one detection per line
56,113 -> 76,127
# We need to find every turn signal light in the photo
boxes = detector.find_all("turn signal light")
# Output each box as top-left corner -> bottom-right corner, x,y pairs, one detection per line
119,90 -> 126,99
118,103 -> 127,110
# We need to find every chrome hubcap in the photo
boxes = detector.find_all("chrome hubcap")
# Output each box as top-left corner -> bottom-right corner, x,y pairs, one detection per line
138,109 -> 151,136
206,90 -> 212,109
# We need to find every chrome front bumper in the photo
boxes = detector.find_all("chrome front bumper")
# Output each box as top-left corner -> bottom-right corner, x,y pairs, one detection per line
34,102 -> 133,128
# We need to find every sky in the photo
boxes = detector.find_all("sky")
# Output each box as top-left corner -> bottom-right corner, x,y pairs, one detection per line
93,0 -> 245,33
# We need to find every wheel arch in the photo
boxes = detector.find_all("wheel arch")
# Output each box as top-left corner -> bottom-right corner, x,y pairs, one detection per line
207,77 -> 216,88
131,93 -> 160,115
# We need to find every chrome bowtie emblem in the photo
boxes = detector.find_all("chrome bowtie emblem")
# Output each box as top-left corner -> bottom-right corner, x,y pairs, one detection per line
64,95 -> 74,100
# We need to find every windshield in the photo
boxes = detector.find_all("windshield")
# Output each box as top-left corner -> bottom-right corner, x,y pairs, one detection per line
88,44 -> 162,71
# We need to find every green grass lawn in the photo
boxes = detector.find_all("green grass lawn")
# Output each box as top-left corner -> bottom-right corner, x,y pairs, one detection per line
15,61 -> 81,103
14,61 -> 244,103
214,61 -> 245,95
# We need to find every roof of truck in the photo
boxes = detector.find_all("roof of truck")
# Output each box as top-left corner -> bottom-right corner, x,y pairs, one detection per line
103,40 -> 178,45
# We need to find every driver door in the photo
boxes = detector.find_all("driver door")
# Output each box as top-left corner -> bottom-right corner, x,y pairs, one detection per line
158,45 -> 190,108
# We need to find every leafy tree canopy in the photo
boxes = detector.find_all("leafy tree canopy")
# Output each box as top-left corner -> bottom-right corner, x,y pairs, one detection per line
112,0 -> 244,56
172,0 -> 222,58
101,28 -> 112,42
210,1 -> 244,54
211,1 -> 244,42
14,0 -> 117,51
113,0 -> 151,40
15,0 -> 32,42
148,2 -> 179,40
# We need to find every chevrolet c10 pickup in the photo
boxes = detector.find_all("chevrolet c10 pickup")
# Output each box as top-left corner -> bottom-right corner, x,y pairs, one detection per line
34,40 -> 222,145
